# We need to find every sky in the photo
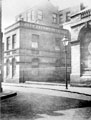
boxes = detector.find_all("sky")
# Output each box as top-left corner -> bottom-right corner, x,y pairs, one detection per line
2,0 -> 91,31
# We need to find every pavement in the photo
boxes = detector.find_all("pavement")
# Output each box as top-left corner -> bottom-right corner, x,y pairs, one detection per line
1,81 -> 91,101
1,82 -> 91,120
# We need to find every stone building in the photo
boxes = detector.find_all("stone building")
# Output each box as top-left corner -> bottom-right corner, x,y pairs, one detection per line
70,7 -> 91,86
4,1 -> 70,83
58,3 -> 91,87
59,3 -> 85,30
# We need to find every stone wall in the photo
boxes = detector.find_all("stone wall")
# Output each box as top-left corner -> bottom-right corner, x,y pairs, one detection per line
70,8 -> 91,86
19,26 -> 71,83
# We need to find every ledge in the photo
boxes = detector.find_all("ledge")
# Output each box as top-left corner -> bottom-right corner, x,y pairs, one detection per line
70,40 -> 80,44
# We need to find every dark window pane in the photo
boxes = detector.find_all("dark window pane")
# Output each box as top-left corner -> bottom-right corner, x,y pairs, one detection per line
66,12 -> 70,22
7,37 -> 10,50
12,34 -> 16,49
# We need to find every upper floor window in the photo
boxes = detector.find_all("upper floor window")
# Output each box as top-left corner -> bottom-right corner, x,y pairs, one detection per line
31,10 -> 35,21
66,12 -> 70,22
59,14 -> 63,24
6,37 -> 10,50
52,13 -> 57,23
17,14 -> 24,21
12,34 -> 16,49
23,13 -> 27,21
32,34 -> 39,49
80,3 -> 85,10
27,12 -> 31,22
37,10 -> 43,20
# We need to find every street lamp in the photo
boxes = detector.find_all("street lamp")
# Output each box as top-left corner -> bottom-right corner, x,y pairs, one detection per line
62,36 -> 69,89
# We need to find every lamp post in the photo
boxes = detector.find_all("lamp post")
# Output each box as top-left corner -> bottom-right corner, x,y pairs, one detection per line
62,36 -> 69,89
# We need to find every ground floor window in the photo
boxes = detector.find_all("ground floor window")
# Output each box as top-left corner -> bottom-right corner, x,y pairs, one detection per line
6,59 -> 10,77
31,58 -> 39,76
12,58 -> 16,77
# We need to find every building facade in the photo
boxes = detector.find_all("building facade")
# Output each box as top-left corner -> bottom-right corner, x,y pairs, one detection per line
70,8 -> 91,86
59,3 -> 86,30
4,1 -> 70,83
58,3 -> 91,87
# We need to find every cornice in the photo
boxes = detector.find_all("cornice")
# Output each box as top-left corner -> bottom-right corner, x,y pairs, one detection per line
5,21 -> 68,35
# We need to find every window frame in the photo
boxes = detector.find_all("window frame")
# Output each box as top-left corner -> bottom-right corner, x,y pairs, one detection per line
31,58 -> 39,76
6,59 -> 10,77
55,38 -> 61,50
31,58 -> 39,68
12,58 -> 16,77
66,11 -> 70,22
12,34 -> 16,49
59,14 -> 63,24
27,12 -> 31,22
31,34 -> 39,49
6,36 -> 10,50
52,13 -> 57,24
37,10 -> 43,20
31,10 -> 35,21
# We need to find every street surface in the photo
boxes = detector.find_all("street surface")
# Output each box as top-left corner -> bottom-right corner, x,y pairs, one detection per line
1,85 -> 91,120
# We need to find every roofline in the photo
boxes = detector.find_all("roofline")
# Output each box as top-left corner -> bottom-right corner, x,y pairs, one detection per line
71,7 -> 91,18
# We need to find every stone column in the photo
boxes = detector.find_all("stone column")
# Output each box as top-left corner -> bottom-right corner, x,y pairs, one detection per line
70,41 -> 81,85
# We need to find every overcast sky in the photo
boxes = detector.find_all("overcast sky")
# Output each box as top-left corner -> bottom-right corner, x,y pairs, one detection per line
2,0 -> 91,31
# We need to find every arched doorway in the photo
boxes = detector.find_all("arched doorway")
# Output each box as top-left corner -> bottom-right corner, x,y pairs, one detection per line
80,24 -> 91,76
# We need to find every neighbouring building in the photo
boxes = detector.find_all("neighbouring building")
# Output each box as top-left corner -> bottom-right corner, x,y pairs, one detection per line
58,3 -> 91,87
70,7 -> 91,86
59,3 -> 86,30
3,0 -> 70,83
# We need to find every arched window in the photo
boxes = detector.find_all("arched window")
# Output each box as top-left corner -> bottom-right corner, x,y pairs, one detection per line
12,58 -> 16,77
6,59 -> 10,77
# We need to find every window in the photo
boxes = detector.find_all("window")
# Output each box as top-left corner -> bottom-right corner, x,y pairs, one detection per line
31,10 -> 35,21
66,12 -> 70,22
27,12 -> 31,22
80,3 -> 85,10
37,10 -> 43,20
12,58 -> 16,77
55,38 -> 60,50
59,14 -> 63,23
31,58 -> 39,76
16,14 -> 24,21
6,37 -> 10,50
18,14 -> 24,21
52,13 -> 57,23
23,14 -> 27,21
31,34 -> 39,54
32,34 -> 39,49
31,42 -> 38,48
31,58 -> 39,68
6,59 -> 10,76
12,34 -> 16,49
